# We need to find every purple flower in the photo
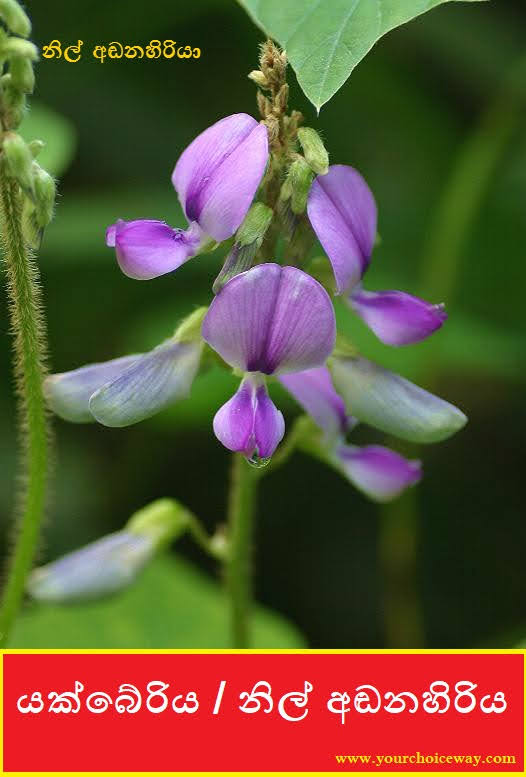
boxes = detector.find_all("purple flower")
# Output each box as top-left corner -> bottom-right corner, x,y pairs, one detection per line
281,366 -> 421,501
44,337 -> 202,427
202,263 -> 336,461
107,114 -> 269,279
307,164 -> 447,346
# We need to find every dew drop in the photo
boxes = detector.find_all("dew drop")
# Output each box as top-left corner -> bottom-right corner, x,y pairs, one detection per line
247,454 -> 271,469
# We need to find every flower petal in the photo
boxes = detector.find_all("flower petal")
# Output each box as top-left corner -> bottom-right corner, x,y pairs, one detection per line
307,164 -> 377,294
107,219 -> 202,280
280,366 -> 351,439
172,114 -> 268,242
336,444 -> 421,502
44,355 -> 140,423
349,288 -> 447,346
89,340 -> 201,427
331,356 -> 467,443
213,377 -> 284,459
26,531 -> 154,602
202,264 -> 336,375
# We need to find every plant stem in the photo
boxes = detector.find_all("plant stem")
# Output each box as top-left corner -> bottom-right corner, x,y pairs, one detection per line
0,172 -> 51,646
225,453 -> 259,648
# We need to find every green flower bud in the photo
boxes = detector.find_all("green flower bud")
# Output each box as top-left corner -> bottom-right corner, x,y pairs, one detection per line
28,139 -> 45,158
2,37 -> 38,60
0,0 -> 31,37
3,132 -> 34,193
21,195 -> 42,249
297,127 -> 329,175
126,498 -> 191,550
9,54 -> 34,93
32,164 -> 56,227
0,77 -> 26,128
289,157 -> 314,215
174,305 -> 208,343
213,203 -> 273,293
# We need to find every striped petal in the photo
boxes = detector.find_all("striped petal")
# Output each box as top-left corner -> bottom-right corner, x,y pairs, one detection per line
89,339 -> 202,427
202,264 -> 336,376
172,113 -> 268,242
331,356 -> 467,443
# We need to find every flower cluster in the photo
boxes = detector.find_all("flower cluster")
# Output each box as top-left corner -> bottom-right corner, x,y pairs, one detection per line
45,78 -> 466,502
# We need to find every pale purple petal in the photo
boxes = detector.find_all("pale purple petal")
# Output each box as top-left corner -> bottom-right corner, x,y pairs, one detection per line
26,531 -> 154,602
89,340 -> 202,427
307,164 -> 377,294
202,264 -> 336,376
331,356 -> 467,443
279,366 -> 351,438
172,114 -> 268,241
336,444 -> 421,502
349,288 -> 447,346
106,219 -> 202,280
44,355 -> 140,423
213,377 -> 284,459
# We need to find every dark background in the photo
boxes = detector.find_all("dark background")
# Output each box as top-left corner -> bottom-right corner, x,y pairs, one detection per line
1,0 -> 525,647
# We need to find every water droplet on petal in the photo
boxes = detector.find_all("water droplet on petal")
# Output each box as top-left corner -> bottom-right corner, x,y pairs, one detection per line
247,453 -> 271,469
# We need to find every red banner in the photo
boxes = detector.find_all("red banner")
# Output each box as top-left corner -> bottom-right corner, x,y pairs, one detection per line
2,652 -> 523,772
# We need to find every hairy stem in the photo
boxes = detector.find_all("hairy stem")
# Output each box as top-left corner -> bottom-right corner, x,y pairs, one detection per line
0,171 -> 51,646
225,453 -> 259,648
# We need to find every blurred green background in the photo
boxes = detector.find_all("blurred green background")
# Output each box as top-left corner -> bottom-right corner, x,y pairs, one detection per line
1,0 -> 525,647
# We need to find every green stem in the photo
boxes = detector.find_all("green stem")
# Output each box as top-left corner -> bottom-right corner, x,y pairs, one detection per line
0,171 -> 51,646
225,453 -> 259,648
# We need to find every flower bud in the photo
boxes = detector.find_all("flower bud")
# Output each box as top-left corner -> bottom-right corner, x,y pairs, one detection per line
0,0 -> 31,37
28,139 -> 45,158
32,164 -> 56,227
0,77 -> 26,128
2,132 -> 34,193
213,203 -> 273,293
26,531 -> 156,603
2,36 -> 38,60
297,127 -> 329,175
8,54 -> 34,93
289,157 -> 314,215
248,69 -> 269,89
126,498 -> 191,550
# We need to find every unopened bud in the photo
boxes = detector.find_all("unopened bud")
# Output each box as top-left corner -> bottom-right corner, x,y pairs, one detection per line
0,0 -> 31,37
9,54 -> 35,93
257,91 -> 271,118
21,195 -> 42,249
297,127 -> 329,175
126,498 -> 191,549
28,139 -> 45,158
274,83 -> 288,114
32,164 -> 56,227
248,69 -> 268,89
0,78 -> 26,127
174,306 -> 207,343
213,203 -> 272,293
289,157 -> 314,215
26,531 -> 155,603
3,132 -> 34,193
2,37 -> 38,60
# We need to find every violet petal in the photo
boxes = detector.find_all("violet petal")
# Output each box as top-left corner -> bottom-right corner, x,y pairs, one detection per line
213,376 -> 284,459
307,164 -> 377,294
279,366 -> 352,439
107,219 -> 202,280
202,263 -> 336,376
172,114 -> 268,242
336,444 -> 421,502
349,287 -> 447,346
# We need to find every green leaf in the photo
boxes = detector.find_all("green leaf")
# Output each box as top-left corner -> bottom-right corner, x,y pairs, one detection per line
10,554 -> 305,648
19,102 -> 76,176
238,0 -> 486,109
